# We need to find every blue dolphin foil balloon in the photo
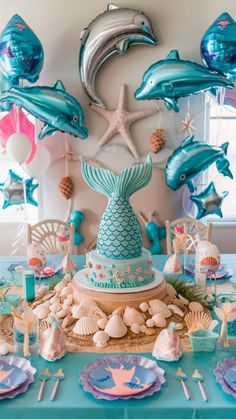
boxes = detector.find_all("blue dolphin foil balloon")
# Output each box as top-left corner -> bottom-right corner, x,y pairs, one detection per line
201,12 -> 236,77
0,68 -> 14,111
0,14 -> 44,84
0,169 -> 38,209
0,80 -> 88,140
166,135 -> 233,192
135,50 -> 234,112
190,181 -> 229,220
79,3 -> 157,108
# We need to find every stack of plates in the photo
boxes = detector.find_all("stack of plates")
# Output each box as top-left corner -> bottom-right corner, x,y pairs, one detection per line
214,357 -> 236,399
80,355 -> 165,400
0,355 -> 36,400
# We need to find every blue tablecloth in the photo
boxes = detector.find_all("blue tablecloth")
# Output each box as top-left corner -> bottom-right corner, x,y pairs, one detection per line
1,350 -> 236,419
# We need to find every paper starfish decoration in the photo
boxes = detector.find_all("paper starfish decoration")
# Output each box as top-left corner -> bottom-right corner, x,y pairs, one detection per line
179,112 -> 196,136
90,85 -> 157,158
190,181 -> 229,219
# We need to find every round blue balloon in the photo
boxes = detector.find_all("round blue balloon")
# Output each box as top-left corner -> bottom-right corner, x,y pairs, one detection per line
201,12 -> 236,77
0,14 -> 44,84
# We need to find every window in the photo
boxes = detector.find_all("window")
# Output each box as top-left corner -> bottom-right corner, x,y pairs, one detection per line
206,95 -> 236,222
0,155 -> 38,223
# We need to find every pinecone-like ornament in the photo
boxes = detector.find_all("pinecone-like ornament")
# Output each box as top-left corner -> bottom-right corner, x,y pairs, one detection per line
58,176 -> 74,199
151,129 -> 165,153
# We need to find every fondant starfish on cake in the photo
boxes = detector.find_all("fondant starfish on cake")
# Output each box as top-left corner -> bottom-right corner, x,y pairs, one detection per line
81,155 -> 152,259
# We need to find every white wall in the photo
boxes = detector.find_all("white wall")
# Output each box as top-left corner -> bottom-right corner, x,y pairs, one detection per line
0,0 -> 236,255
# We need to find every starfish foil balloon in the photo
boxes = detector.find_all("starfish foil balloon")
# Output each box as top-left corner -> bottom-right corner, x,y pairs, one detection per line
0,169 -> 38,208
190,181 -> 229,219
90,85 -> 157,158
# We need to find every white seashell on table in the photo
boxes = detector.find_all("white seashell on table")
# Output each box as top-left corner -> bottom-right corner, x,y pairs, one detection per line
56,309 -> 68,319
184,311 -> 213,333
130,324 -> 141,334
123,307 -> 145,326
97,318 -> 108,330
73,316 -> 99,335
166,283 -> 177,297
93,331 -> 109,348
178,294 -> 189,305
167,305 -> 185,317
50,302 -> 62,313
88,306 -> 107,320
105,314 -> 127,338
152,313 -> 167,328
140,325 -> 147,333
149,299 -> 172,318
34,303 -> 49,320
139,302 -> 149,312
189,302 -> 204,312
175,323 -> 184,331
146,318 -> 155,328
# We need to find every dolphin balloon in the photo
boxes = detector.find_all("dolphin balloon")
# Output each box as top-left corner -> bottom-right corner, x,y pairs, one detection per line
135,50 -> 234,112
201,12 -> 236,77
0,80 -> 88,140
165,135 -> 233,192
79,3 -> 157,108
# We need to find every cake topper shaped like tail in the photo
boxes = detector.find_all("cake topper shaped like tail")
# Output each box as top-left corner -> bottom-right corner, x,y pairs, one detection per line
81,155 -> 152,200
81,156 -> 153,260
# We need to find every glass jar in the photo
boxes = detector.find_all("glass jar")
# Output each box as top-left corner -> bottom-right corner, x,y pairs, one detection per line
13,314 -> 39,358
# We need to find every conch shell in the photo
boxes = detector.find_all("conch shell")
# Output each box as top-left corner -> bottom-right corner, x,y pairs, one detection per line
39,316 -> 67,362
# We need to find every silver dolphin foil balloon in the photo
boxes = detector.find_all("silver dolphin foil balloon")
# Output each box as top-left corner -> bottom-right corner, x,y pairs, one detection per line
0,80 -> 88,140
79,3 -> 157,108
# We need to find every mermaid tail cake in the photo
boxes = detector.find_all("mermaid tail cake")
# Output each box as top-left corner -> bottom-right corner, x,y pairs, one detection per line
79,156 -> 159,289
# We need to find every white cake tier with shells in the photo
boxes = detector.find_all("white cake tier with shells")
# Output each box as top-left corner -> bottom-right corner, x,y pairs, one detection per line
83,248 -> 155,289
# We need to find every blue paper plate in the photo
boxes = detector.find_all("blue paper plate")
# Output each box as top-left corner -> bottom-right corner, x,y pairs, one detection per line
224,365 -> 236,392
0,362 -> 27,395
89,360 -> 156,396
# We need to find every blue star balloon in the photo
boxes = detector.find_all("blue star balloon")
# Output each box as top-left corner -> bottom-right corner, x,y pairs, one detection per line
0,68 -> 14,111
190,182 -> 229,219
0,14 -> 44,84
201,12 -> 236,77
0,80 -> 88,140
0,169 -> 38,209
135,50 -> 233,112
165,135 -> 233,193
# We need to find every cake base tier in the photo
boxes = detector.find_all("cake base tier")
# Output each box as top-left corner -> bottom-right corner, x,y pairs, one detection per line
72,269 -> 166,313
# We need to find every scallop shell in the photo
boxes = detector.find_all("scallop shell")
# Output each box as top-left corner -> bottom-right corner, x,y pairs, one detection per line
146,319 -> 155,328
97,318 -> 108,330
140,325 -> 147,333
175,323 -> 184,331
148,299 -> 172,318
152,313 -> 167,328
71,298 -> 98,319
166,283 -> 177,297
178,294 -> 189,305
139,302 -> 149,313
73,316 -> 99,335
105,314 -> 127,338
189,302 -> 204,312
200,256 -> 218,266
50,302 -> 62,313
112,307 -> 125,317
184,311 -> 212,333
34,303 -> 49,320
130,324 -> 141,334
61,315 -> 75,329
93,331 -> 109,348
123,307 -> 145,326
88,306 -> 107,320
167,305 -> 185,317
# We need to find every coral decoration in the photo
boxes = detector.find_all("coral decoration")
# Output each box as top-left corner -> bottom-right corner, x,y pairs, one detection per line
58,176 -> 73,200
151,128 -> 165,153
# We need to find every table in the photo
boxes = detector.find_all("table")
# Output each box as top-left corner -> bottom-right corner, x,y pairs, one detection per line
1,349 -> 236,419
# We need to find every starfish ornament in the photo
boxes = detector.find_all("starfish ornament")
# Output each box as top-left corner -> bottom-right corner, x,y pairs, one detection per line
190,181 -> 229,219
90,85 -> 157,158
179,112 -> 196,136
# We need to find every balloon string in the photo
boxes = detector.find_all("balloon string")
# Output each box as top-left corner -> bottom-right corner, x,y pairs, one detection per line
65,133 -> 69,176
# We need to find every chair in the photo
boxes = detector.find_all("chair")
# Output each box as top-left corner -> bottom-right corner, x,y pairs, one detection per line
27,219 -> 75,255
165,217 -> 213,255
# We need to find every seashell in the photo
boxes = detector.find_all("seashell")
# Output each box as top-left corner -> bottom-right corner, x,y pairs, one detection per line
60,287 -> 73,298
139,302 -> 149,313
39,317 -> 66,362
163,295 -> 174,305
163,254 -> 182,274
146,319 -> 155,328
130,324 -> 141,334
0,341 -> 10,355
73,316 -> 99,335
145,328 -> 156,336
178,294 -> 189,305
112,307 -> 125,317
152,313 -> 167,328
71,298 -> 98,319
105,314 -> 127,338
189,302 -> 204,312
43,291 -> 56,301
50,295 -> 60,305
166,283 -> 177,297
148,299 -> 172,318
123,307 -> 145,326
184,311 -> 213,333
88,306 -> 107,320
152,322 -> 183,361
171,298 -> 185,309
167,305 -> 185,317
200,256 -> 218,266
37,285 -> 49,298
62,299 -> 72,311
61,315 -> 75,329
34,303 -> 49,320
56,309 -> 68,319
62,273 -> 72,283
140,325 -> 147,333
175,323 -> 184,331
50,302 -> 62,313
97,318 -> 108,329
93,331 -> 109,348
54,282 -> 67,295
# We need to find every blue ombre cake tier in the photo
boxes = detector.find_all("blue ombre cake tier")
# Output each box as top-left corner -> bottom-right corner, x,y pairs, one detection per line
83,248 -> 154,288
